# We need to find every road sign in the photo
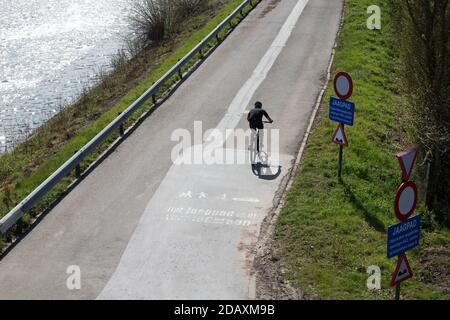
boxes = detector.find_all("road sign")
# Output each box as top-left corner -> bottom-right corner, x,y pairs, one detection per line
329,97 -> 355,126
390,148 -> 420,299
391,253 -> 413,286
387,214 -> 421,258
332,124 -> 348,147
334,72 -> 353,100
394,181 -> 418,221
396,147 -> 417,181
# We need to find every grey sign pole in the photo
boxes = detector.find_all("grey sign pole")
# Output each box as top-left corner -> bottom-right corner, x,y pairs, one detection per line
395,278 -> 401,300
338,124 -> 344,178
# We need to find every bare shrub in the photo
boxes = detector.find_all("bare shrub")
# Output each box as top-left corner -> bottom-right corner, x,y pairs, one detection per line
110,49 -> 129,70
128,0 -> 208,47
176,0 -> 208,17
129,0 -> 178,46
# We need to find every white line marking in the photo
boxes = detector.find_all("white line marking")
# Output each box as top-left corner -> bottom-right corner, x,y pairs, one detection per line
99,0 -> 310,299
232,198 -> 260,203
208,0 -> 310,141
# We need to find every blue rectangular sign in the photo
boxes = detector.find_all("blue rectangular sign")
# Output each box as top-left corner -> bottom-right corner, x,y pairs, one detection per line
329,96 -> 355,126
387,215 -> 421,259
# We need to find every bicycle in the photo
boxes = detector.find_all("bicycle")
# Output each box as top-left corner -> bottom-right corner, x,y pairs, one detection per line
254,120 -> 272,153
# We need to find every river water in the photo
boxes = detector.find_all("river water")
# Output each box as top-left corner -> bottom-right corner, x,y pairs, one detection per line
0,0 -> 131,152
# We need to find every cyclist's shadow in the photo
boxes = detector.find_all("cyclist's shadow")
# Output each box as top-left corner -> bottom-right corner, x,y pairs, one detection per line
249,130 -> 282,180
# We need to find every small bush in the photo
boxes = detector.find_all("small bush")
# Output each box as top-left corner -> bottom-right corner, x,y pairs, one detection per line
0,154 -> 15,183
129,0 -> 178,45
176,0 -> 208,17
129,0 -> 208,47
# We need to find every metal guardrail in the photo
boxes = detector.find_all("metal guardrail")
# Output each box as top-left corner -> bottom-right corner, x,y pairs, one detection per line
0,0 -> 260,234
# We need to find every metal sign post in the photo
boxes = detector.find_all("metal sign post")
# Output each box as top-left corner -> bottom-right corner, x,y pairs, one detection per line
395,283 -> 401,300
338,143 -> 343,178
332,123 -> 348,178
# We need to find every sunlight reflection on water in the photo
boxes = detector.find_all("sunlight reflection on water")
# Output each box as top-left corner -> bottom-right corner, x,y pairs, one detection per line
0,0 -> 130,151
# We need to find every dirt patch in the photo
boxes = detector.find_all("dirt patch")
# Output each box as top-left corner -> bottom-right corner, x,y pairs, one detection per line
418,246 -> 450,294
253,159 -> 305,299
259,0 -> 282,18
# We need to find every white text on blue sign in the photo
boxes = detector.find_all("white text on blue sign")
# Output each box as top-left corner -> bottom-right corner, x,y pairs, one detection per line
387,215 -> 421,259
329,96 -> 355,126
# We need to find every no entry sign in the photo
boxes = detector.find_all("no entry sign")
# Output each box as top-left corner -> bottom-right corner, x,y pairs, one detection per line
394,181 -> 418,221
334,72 -> 353,100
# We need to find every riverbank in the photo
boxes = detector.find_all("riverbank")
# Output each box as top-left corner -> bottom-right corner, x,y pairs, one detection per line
0,0 -> 129,150
0,0 -> 257,247
268,0 -> 449,299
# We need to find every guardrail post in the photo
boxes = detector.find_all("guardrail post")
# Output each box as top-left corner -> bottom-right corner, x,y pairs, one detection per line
16,218 -> 24,234
75,164 -> 81,179
178,68 -> 183,80
199,49 -> 204,60
118,113 -> 125,136
152,94 -> 157,105
74,150 -> 81,179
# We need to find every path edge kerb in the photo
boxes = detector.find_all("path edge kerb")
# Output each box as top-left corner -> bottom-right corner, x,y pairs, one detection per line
253,0 -> 347,300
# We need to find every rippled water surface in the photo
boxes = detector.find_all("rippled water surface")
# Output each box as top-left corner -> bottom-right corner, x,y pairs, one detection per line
0,0 -> 130,151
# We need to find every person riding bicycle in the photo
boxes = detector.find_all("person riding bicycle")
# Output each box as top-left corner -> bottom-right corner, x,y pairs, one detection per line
247,101 -> 273,130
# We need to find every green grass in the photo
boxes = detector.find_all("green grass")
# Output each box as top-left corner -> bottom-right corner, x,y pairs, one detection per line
273,0 -> 450,300
0,0 -> 258,246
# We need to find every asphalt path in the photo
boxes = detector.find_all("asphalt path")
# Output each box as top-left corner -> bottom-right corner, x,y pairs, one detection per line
0,0 -> 343,299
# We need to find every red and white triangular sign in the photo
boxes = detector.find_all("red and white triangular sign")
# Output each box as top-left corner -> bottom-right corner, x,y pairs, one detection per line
396,147 -> 417,181
391,253 -> 413,286
332,124 -> 348,147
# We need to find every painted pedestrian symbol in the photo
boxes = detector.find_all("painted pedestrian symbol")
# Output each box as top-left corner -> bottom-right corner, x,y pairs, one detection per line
179,191 -> 193,199
198,192 -> 208,199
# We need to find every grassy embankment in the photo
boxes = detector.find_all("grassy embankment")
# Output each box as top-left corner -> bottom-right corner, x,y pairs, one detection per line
0,0 -> 257,246
273,0 -> 449,299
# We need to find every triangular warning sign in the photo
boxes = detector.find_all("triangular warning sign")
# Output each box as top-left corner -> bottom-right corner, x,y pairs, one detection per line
391,253 -> 413,286
396,147 -> 417,181
332,124 -> 348,147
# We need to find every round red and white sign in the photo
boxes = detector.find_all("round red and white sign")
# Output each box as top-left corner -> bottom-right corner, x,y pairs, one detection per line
334,72 -> 353,100
394,181 -> 418,221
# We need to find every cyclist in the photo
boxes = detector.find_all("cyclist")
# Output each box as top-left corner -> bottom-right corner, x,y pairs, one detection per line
247,101 -> 273,153
247,101 -> 273,130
